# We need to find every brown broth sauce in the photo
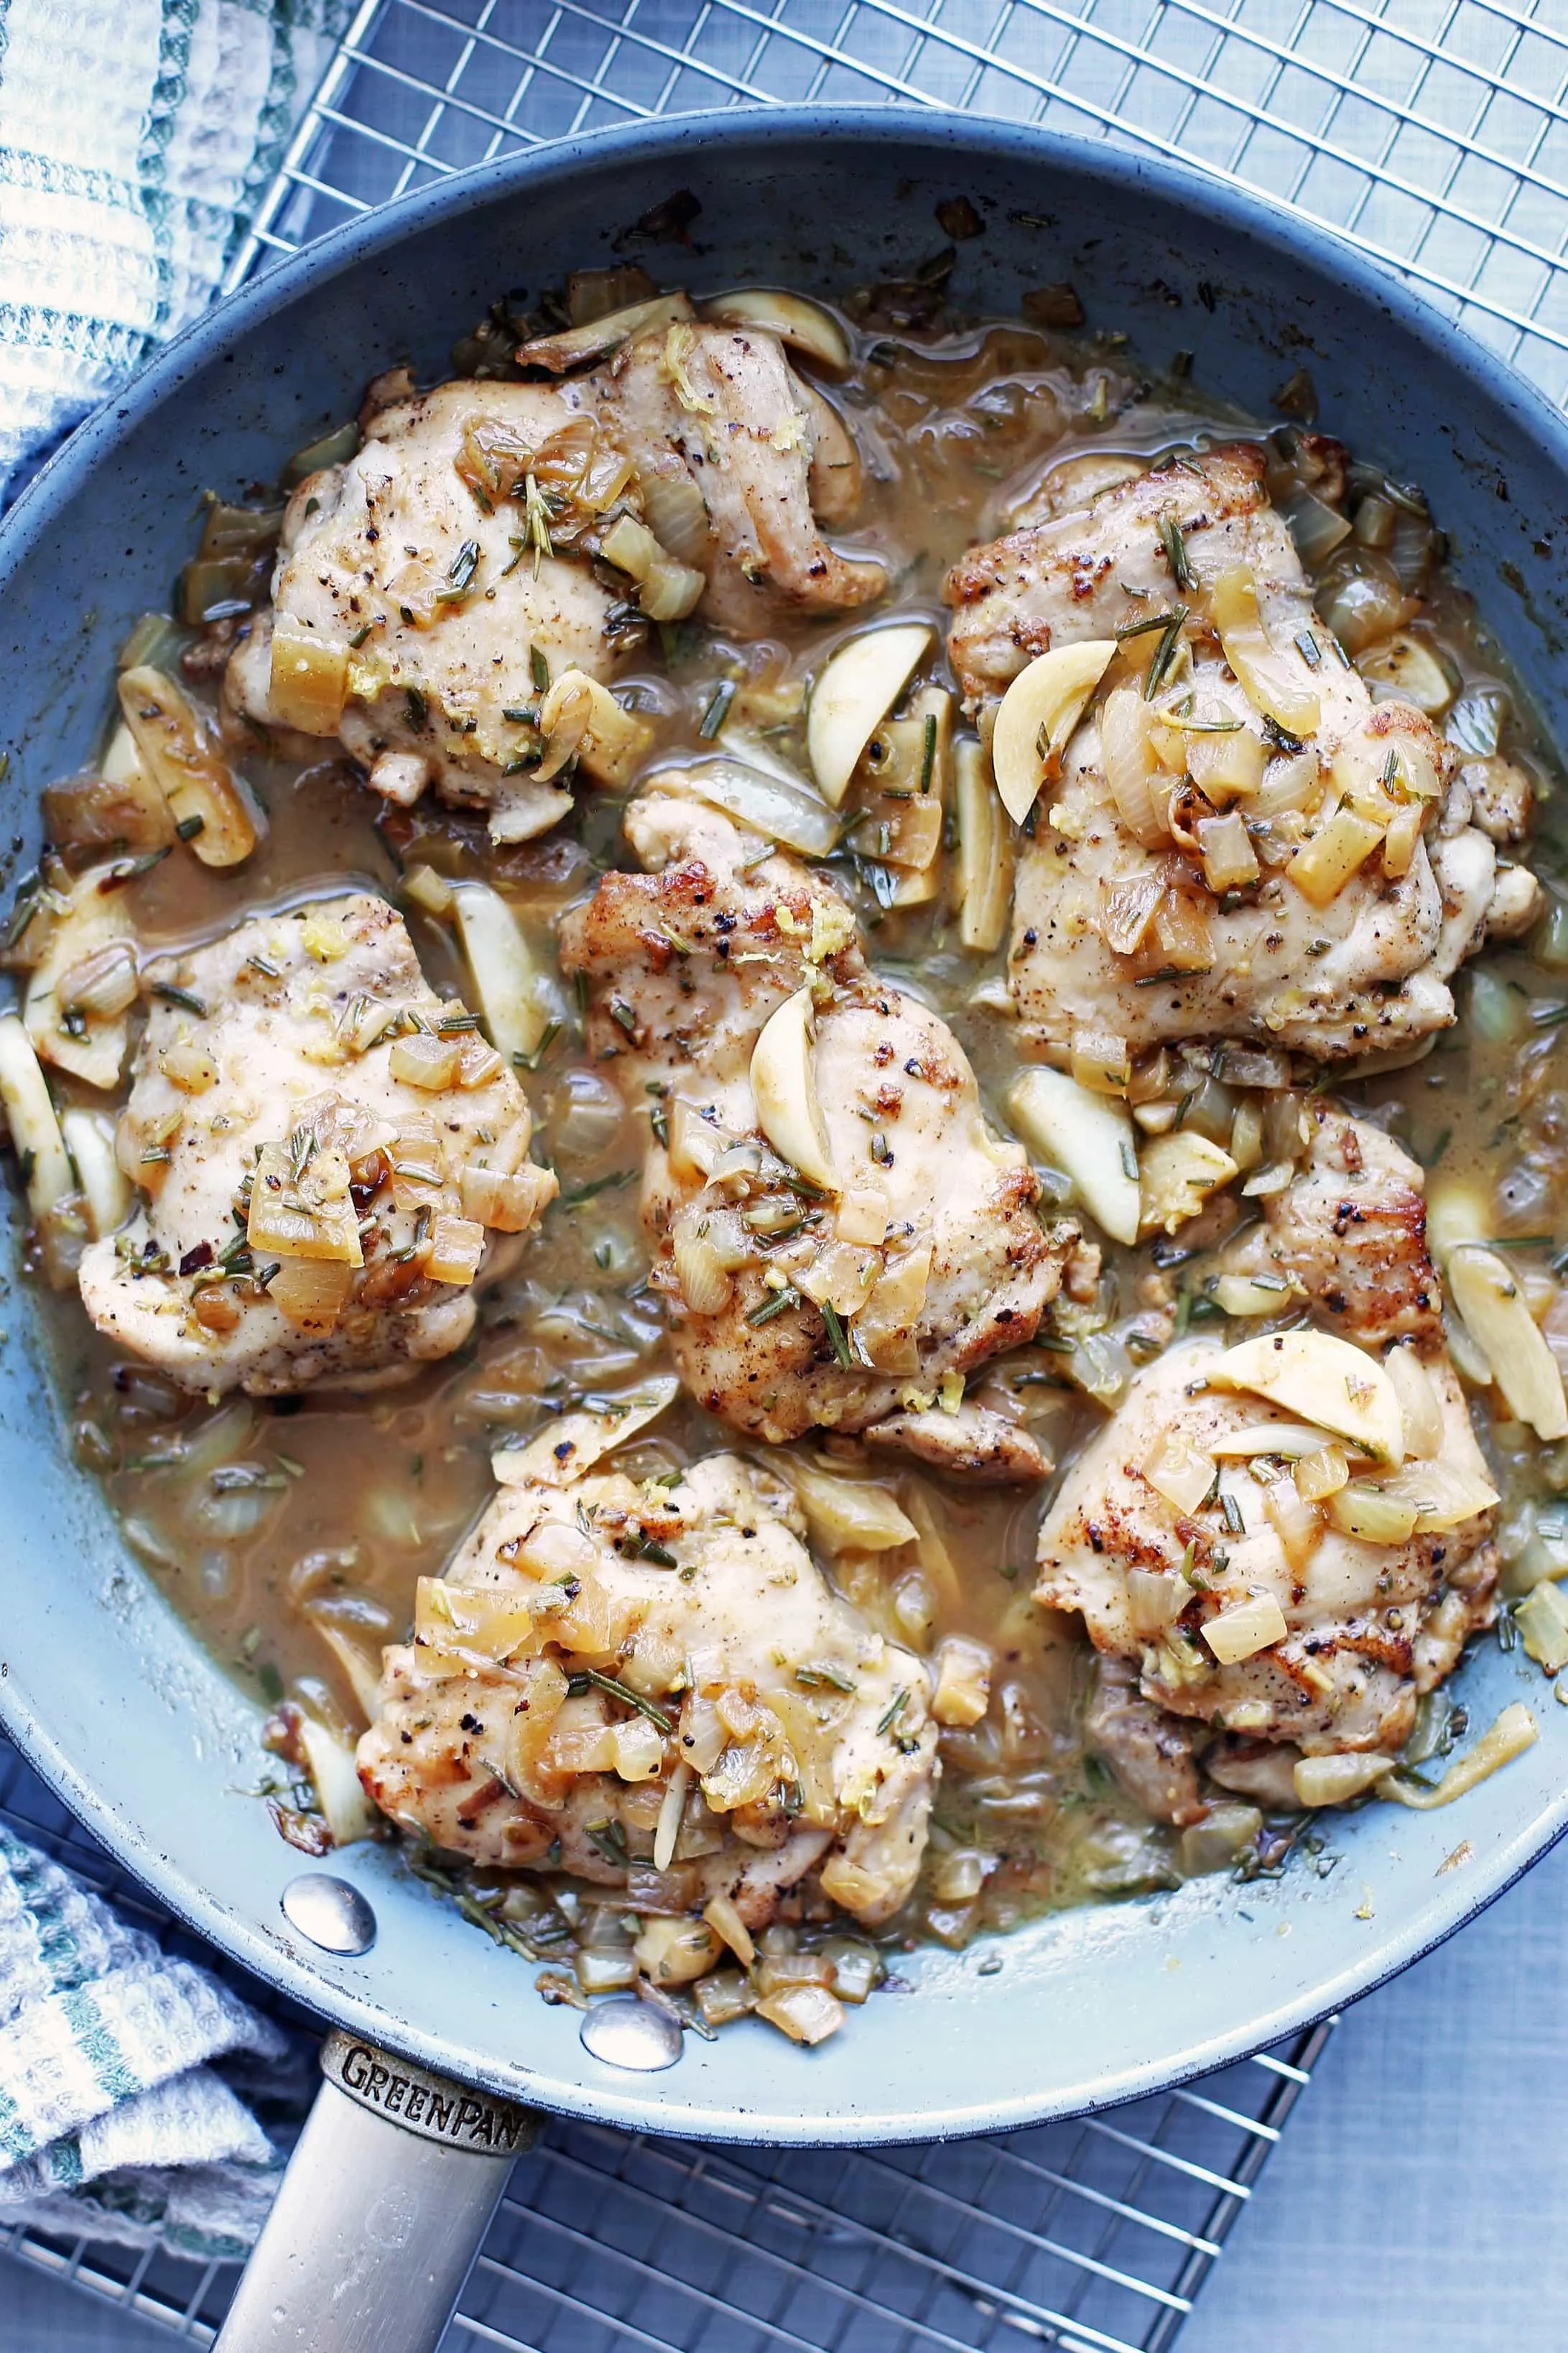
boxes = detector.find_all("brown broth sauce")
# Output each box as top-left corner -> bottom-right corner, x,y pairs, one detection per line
26,308 -> 1568,1964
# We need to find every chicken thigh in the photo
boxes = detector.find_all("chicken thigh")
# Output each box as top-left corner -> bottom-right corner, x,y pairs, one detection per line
224,381 -> 643,841
1035,1115 -> 1498,1770
945,443 -> 1536,1061
78,894 -> 555,1394
559,785 -> 1086,1468
358,1432 -> 937,1929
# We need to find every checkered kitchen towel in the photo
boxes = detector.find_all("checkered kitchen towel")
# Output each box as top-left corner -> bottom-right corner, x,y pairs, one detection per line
0,1823 -> 309,2257
0,0 -> 350,505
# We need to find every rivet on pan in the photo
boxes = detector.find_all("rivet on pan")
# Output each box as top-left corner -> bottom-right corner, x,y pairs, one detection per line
282,1872 -> 377,1955
580,1995 -> 684,2071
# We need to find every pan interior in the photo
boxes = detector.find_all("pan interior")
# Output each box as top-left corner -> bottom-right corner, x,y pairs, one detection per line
3,113 -> 1567,2141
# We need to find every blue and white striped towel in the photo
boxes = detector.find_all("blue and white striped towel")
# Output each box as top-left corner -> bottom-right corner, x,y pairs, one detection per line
0,1824 -> 306,2255
0,1 -> 348,2252
0,0 -> 350,503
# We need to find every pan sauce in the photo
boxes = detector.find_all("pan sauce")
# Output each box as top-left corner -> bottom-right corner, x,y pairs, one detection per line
17,290 -> 1568,2007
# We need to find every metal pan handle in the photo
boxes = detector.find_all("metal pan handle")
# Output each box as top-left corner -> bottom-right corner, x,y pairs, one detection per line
215,2030 -> 534,2353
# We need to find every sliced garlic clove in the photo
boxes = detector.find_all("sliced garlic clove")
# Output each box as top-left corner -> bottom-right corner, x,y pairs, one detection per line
991,640 -> 1116,825
1293,1752 -> 1397,1807
1209,1330 -> 1405,1464
1005,1065 -> 1138,1247
750,986 -> 838,1191
1138,1131 -> 1239,1237
1446,1243 -> 1568,1441
702,289 -> 851,374
807,623 -> 932,808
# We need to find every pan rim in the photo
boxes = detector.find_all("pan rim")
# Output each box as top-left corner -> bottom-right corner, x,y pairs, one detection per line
5,101 -> 1568,2143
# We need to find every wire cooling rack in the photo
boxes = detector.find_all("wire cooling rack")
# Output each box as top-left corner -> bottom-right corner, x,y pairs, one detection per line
229,0 -> 1568,403
27,1 -> 1544,2339
0,1729 -> 1330,2351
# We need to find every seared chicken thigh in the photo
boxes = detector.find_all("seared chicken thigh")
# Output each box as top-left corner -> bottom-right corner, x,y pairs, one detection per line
560,786 -> 1084,1466
1035,1117 -> 1498,1767
601,323 -> 884,632
225,381 -> 641,841
78,894 -> 555,1394
358,1440 -> 937,1928
945,443 -> 1535,1060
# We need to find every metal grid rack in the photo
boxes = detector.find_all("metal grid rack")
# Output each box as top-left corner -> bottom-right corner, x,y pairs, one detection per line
0,1729 -> 1330,2351
231,0 -> 1568,404
25,0 -> 1555,2339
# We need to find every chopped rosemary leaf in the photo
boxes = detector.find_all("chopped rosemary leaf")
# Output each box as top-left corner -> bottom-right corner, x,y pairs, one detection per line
697,678 -> 736,739
1295,628 -> 1322,667
405,683 -> 429,733
559,1168 -> 636,1208
795,1661 -> 858,1693
1158,513 -> 1195,591
152,984 -> 207,1016
175,813 -> 205,842
530,644 -> 550,695
1143,604 -> 1189,701
577,1667 -> 674,1733
821,1299 -> 853,1368
919,710 -> 937,795
436,538 -> 481,601
877,1686 -> 910,1737
1115,609 -> 1179,642
747,1285 -> 801,1327
514,1021 -> 562,1072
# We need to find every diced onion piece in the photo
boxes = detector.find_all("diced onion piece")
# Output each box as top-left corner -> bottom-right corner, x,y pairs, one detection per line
426,1213 -> 486,1287
297,1715 -> 378,1846
1327,1482 -> 1419,1544
0,1014 -> 74,1216
837,1180 -> 889,1247
24,869 -> 137,1091
1359,1460 -> 1498,1534
459,1161 -> 554,1233
794,1238 -> 878,1316
389,1032 -> 461,1091
955,737 -> 1013,952
703,288 -> 851,372
1202,1592 -> 1288,1665
1006,1066 -> 1138,1246
60,1108 -> 131,1239
1383,1344 -> 1443,1458
516,292 -> 694,373
653,1760 -> 692,1873
1100,683 -> 1169,846
249,1142 -> 362,1266
1517,1581 -> 1568,1673
634,1916 -> 721,1985
931,1635 -> 992,1728
269,618 -> 348,734
781,1460 -> 917,1555
639,553 -> 707,622
307,1615 -> 385,1724
1144,1429 -> 1215,1516
117,665 -> 257,867
1127,1569 -> 1189,1637
750,986 -> 837,1192
1138,1132 -> 1238,1238
1293,1443 -> 1348,1504
681,755 -> 840,858
491,1377 -> 679,1487
269,1257 -> 355,1333
702,1887 -> 756,1966
1210,1331 -> 1404,1464
1293,1752 -> 1396,1808
1356,632 -> 1453,715
754,1983 -> 845,2045
1211,1420 -> 1345,1459
1381,803 -> 1423,879
613,1717 -> 667,1783
807,624 -> 932,807
1196,810 -> 1260,892
403,864 -> 455,916
1379,1702 -> 1536,1810
1263,1474 -> 1322,1569
672,1211 -> 733,1315
1070,1028 -> 1131,1096
1187,724 -> 1266,806
1447,1244 -> 1568,1441
55,940 -> 139,1022
1209,565 -> 1320,737
452,882 -> 552,1062
1288,807 -> 1386,905
1213,1272 -> 1298,1317
991,641 -> 1115,826
853,1243 -> 931,1374
537,668 -> 652,789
